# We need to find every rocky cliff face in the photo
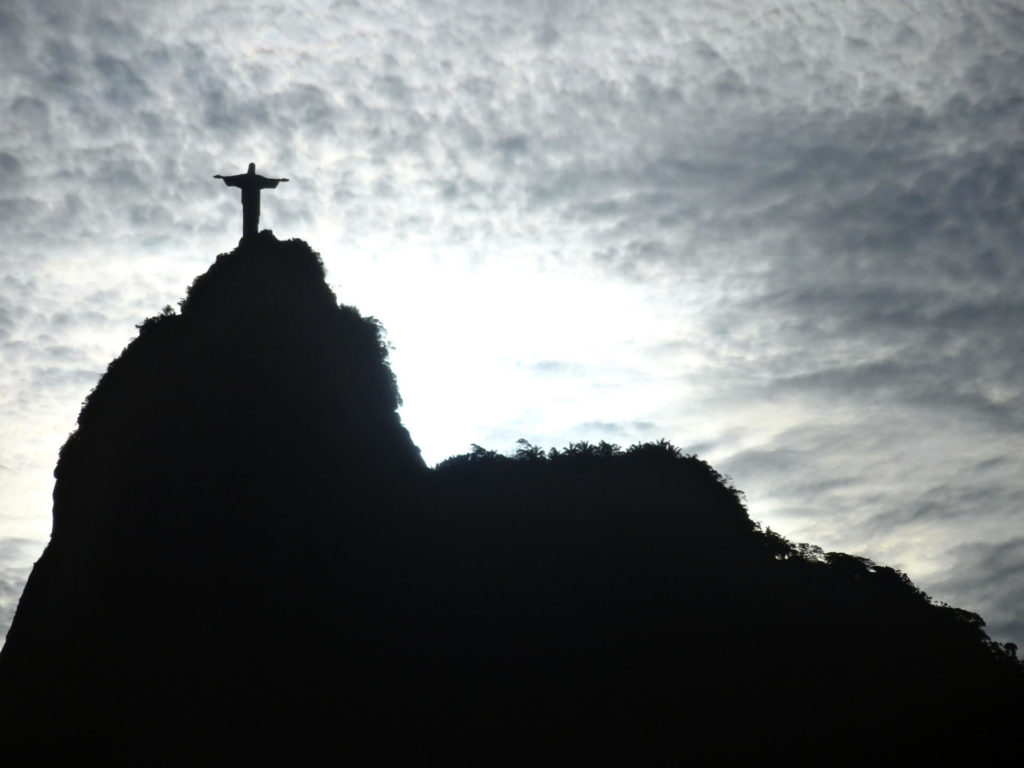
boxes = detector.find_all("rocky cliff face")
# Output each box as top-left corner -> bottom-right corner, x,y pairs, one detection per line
0,232 -> 428,757
1,232 -> 1021,762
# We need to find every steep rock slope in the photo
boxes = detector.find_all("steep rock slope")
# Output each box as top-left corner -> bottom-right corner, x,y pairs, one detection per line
0,233 -> 426,754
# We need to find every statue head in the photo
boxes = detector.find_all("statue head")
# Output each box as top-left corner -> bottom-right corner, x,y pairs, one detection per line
247,162 -> 256,174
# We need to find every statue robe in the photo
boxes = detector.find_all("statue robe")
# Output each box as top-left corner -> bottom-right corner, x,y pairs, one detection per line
220,172 -> 283,237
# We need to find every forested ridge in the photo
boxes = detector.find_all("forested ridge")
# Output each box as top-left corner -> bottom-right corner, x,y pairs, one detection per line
1,233 -> 1020,763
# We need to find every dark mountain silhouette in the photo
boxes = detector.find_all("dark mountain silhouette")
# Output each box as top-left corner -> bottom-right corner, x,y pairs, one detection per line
1,232 -> 1021,763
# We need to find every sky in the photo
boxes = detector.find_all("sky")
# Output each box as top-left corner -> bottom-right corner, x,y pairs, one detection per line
1,0 -> 1023,650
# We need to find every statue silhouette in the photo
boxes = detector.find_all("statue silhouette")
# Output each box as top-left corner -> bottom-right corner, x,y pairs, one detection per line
214,162 -> 289,238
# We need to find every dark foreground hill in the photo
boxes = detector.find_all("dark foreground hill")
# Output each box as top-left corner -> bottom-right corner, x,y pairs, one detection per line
1,232 -> 1021,763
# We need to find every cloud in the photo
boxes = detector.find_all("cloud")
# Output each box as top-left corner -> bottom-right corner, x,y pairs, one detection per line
524,360 -> 585,376
566,420 -> 660,442
0,538 -> 39,645
930,537 -> 1024,647
0,152 -> 23,180
94,53 -> 152,106
573,421 -> 628,439
2,0 -> 1024,650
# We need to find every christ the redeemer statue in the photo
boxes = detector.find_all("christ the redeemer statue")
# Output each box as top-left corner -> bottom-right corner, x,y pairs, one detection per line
214,162 -> 289,238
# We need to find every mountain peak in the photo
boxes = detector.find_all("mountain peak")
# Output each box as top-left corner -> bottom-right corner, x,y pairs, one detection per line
52,233 -> 422,540
1,235 -> 1022,762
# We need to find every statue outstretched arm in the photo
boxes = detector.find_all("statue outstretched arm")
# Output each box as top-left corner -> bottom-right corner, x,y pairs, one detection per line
214,174 -> 246,187
257,177 -> 289,189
